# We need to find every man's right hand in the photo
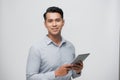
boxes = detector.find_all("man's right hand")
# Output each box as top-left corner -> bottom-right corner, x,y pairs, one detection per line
55,64 -> 72,77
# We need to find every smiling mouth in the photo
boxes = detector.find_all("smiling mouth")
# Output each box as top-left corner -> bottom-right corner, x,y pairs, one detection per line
52,28 -> 58,31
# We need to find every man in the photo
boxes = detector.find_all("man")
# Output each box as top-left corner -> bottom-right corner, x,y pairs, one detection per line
26,6 -> 83,80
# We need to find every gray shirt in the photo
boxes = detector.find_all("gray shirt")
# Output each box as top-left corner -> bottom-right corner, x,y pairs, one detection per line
26,36 -> 81,80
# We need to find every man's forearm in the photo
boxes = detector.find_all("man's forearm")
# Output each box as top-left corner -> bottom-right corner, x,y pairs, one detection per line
26,71 -> 56,80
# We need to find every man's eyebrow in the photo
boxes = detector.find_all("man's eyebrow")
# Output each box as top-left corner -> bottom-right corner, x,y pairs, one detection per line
47,17 -> 61,20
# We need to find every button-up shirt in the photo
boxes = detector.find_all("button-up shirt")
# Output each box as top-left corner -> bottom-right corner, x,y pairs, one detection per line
26,35 -> 81,80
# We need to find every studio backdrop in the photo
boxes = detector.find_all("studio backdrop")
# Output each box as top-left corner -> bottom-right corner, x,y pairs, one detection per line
0,0 -> 119,80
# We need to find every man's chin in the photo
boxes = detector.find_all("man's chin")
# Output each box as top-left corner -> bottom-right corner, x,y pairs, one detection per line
51,33 -> 60,36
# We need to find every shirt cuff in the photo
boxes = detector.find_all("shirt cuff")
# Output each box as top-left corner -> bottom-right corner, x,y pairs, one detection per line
72,70 -> 81,78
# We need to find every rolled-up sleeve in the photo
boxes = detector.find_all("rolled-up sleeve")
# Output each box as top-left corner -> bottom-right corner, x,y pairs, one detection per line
26,46 -> 56,80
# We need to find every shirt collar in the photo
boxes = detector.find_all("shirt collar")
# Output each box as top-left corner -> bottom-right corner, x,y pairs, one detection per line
44,35 -> 66,46
45,35 -> 52,45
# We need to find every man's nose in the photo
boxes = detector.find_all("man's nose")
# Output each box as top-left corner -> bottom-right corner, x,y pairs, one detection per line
52,21 -> 57,27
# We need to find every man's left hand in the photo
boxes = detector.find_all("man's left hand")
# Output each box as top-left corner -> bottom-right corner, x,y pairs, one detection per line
71,61 -> 83,74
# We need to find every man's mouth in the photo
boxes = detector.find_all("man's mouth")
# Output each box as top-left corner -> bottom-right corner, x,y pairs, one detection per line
52,28 -> 58,31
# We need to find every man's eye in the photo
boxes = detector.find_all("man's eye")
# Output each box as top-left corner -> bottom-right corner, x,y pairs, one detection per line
48,20 -> 52,22
56,19 -> 61,22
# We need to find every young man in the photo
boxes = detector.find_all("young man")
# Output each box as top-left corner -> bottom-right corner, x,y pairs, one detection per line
26,6 -> 83,80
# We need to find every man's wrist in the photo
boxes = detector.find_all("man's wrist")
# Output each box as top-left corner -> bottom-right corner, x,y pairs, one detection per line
55,70 -> 59,77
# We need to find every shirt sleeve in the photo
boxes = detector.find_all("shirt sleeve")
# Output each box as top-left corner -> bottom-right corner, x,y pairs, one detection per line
72,70 -> 81,79
26,46 -> 56,80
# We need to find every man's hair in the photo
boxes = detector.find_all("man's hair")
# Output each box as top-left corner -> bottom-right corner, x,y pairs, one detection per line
43,6 -> 64,20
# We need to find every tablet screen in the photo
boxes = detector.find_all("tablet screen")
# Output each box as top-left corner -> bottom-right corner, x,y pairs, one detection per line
71,53 -> 90,64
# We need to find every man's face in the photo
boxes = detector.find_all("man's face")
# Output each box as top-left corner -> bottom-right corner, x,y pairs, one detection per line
44,12 -> 64,36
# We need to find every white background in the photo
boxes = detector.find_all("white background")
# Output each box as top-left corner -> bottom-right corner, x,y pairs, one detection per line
0,0 -> 119,80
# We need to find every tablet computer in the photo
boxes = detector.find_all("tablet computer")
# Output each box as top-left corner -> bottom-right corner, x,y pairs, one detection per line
71,53 -> 90,64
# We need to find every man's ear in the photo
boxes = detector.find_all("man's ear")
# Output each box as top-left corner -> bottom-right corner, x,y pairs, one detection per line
44,21 -> 47,28
62,19 -> 65,26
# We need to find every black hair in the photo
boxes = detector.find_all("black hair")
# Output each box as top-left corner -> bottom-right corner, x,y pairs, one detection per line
43,6 -> 63,20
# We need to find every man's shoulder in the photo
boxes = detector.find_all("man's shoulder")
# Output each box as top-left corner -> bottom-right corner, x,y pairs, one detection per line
66,40 -> 73,45
64,39 -> 75,49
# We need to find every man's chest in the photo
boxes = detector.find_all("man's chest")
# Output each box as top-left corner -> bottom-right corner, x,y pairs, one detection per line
40,46 -> 74,70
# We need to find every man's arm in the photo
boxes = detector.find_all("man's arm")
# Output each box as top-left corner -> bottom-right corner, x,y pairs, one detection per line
55,64 -> 73,77
26,46 -> 74,80
71,51 -> 83,78
71,61 -> 83,78
26,46 -> 56,80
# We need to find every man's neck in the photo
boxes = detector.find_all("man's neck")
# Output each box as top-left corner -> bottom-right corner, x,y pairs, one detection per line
47,34 -> 62,46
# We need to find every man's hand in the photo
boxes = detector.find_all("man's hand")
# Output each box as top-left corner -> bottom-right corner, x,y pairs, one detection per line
55,64 -> 72,77
71,61 -> 83,74
55,61 -> 83,77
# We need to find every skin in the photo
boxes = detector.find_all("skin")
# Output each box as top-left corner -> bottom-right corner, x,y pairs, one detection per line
44,12 -> 83,77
